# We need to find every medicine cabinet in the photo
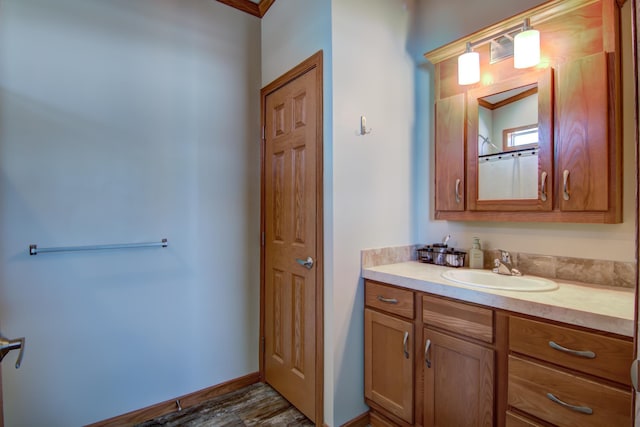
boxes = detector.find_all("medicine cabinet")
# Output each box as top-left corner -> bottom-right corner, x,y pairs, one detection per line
428,0 -> 623,223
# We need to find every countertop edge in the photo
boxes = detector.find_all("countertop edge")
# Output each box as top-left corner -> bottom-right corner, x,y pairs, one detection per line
362,263 -> 634,338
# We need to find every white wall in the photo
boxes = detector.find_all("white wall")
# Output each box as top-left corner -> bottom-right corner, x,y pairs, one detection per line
331,0 -> 415,424
412,0 -> 636,262
0,1 -> 261,425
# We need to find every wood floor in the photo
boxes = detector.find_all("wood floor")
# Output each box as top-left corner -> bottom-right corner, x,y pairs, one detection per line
135,382 -> 314,426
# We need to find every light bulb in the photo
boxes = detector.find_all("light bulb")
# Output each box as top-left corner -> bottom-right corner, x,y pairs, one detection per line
514,20 -> 540,69
458,43 -> 480,85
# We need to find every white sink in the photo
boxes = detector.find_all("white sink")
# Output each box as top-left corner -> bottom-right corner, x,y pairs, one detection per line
441,269 -> 558,292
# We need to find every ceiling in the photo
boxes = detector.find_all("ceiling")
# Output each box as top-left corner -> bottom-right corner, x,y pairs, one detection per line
216,0 -> 275,18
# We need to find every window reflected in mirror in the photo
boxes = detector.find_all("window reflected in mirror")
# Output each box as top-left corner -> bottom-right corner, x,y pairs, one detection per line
477,84 -> 539,200
504,124 -> 538,151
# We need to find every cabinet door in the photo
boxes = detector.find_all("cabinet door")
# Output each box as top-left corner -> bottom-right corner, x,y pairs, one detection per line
557,52 -> 611,211
364,308 -> 414,423
466,68 -> 554,212
423,328 -> 494,427
435,93 -> 466,211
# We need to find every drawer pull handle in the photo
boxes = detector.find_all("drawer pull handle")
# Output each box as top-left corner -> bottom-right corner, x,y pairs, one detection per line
403,332 -> 410,359
563,169 -> 570,201
549,341 -> 596,359
377,296 -> 398,304
455,178 -> 461,204
424,338 -> 432,368
540,171 -> 548,202
546,393 -> 593,415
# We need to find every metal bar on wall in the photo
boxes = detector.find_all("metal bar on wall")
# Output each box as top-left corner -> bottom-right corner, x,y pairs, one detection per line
29,239 -> 168,256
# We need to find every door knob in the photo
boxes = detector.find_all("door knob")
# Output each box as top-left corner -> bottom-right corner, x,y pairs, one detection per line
0,334 -> 25,369
295,256 -> 314,270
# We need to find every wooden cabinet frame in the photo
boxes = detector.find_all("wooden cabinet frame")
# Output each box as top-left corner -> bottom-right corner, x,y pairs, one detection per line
426,0 -> 624,223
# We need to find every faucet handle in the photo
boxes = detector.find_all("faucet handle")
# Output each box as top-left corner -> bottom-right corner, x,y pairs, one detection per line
497,249 -> 511,263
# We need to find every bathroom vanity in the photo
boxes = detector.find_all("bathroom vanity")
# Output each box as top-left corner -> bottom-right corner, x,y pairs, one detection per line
364,0 -> 637,424
362,261 -> 634,427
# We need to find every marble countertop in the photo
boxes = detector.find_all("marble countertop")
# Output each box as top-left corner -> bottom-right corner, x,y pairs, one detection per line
362,261 -> 635,337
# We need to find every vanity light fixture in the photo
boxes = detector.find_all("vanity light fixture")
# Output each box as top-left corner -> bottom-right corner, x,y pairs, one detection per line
458,42 -> 480,85
457,17 -> 540,85
514,18 -> 540,69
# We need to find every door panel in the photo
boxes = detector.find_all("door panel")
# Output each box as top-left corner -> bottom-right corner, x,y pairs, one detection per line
263,65 -> 318,422
423,328 -> 494,427
435,93 -> 466,212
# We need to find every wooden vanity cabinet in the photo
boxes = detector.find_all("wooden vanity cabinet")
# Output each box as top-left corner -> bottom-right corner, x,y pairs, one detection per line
507,316 -> 634,426
422,295 -> 495,427
364,280 -> 634,426
364,281 -> 415,425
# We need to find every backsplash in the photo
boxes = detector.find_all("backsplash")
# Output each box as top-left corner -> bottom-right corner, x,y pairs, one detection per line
361,245 -> 636,289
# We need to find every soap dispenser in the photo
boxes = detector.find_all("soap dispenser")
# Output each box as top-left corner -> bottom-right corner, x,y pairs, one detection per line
469,237 -> 484,269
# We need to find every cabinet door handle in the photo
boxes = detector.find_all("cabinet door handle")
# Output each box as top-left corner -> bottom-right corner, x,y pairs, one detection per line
454,179 -> 461,204
549,341 -> 596,359
562,169 -> 570,201
424,338 -> 432,368
377,295 -> 398,304
540,171 -> 548,202
546,393 -> 593,415
403,332 -> 410,359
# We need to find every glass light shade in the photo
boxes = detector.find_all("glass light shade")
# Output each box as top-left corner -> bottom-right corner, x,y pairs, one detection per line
514,29 -> 540,68
458,51 -> 480,85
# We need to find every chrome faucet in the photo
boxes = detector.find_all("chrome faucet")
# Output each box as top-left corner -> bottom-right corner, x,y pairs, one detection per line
492,250 -> 522,276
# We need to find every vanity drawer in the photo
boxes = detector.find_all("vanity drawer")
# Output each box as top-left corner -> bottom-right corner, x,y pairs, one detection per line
422,295 -> 493,343
509,316 -> 633,385
508,356 -> 632,427
365,281 -> 414,319
505,411 -> 544,427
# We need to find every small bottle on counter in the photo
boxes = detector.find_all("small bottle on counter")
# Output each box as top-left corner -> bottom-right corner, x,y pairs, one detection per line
469,237 -> 484,269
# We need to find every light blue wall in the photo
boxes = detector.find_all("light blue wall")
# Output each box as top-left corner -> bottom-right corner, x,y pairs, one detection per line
0,1 -> 261,425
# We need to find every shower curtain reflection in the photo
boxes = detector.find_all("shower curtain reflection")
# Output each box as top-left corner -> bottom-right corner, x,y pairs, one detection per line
478,149 -> 538,200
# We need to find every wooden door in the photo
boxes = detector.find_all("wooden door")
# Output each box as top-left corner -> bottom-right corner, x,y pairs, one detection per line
423,328 -> 494,427
261,52 -> 323,424
556,52 -> 610,212
434,93 -> 466,212
364,308 -> 414,424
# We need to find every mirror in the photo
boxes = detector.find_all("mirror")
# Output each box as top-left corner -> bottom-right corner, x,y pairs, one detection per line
477,84 -> 538,200
467,68 -> 553,212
